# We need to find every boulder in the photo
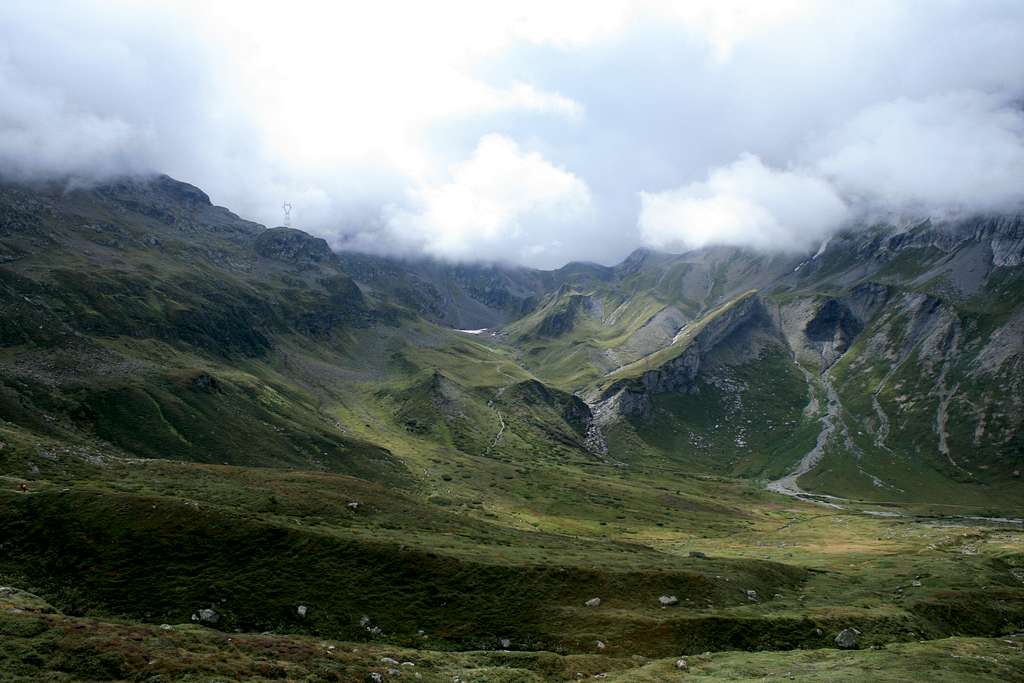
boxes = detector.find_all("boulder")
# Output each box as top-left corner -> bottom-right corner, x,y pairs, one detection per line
835,628 -> 859,649
659,595 -> 679,606
191,608 -> 220,625
297,605 -> 308,618
675,658 -> 689,670
745,589 -> 759,602
688,551 -> 707,558
585,597 -> 601,607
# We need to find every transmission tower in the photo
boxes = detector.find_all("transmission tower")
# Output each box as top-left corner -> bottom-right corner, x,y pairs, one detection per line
282,202 -> 292,227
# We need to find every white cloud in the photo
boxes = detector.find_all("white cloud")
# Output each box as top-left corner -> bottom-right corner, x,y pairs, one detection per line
382,134 -> 592,266
815,91 -> 1024,214
638,155 -> 849,252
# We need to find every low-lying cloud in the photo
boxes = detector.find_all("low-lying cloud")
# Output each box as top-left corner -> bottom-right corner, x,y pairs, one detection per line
383,134 -> 593,267
639,155 -> 848,252
1,1 -> 1023,267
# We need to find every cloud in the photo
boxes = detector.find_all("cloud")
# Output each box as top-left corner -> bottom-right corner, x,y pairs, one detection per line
380,134 -> 593,267
638,155 -> 849,252
1,1 -> 1024,266
814,91 -> 1024,214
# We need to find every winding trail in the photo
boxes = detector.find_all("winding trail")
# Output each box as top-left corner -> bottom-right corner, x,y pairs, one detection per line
482,363 -> 517,456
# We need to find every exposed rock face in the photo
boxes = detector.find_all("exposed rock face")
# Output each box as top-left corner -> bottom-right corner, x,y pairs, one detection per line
987,216 -> 1024,267
254,227 -> 334,264
804,299 -> 863,362
596,293 -> 779,420
776,282 -> 892,370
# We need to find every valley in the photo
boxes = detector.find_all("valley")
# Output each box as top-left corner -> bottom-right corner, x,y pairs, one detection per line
0,176 -> 1022,681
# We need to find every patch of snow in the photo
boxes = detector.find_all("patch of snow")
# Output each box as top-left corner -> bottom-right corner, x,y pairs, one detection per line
456,328 -> 487,335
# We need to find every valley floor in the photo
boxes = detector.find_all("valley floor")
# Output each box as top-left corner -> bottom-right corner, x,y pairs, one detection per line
1,453 -> 1023,682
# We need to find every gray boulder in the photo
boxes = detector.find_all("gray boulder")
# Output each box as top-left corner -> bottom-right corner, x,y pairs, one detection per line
191,608 -> 220,625
585,597 -> 601,607
835,628 -> 859,649
658,595 -> 679,606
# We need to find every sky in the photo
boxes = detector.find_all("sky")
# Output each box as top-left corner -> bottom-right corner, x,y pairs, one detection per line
1,1 -> 1023,268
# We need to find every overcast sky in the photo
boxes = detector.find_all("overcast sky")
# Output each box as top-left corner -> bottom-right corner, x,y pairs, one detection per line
2,1 -> 1023,268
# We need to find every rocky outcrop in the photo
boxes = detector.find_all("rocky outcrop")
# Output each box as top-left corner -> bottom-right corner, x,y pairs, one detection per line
596,294 -> 774,419
254,227 -> 335,264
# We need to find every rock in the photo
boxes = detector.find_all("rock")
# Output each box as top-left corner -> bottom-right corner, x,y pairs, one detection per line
745,589 -> 759,602
297,605 -> 308,618
189,372 -> 220,392
191,608 -> 220,625
596,640 -> 606,649
370,673 -> 383,682
911,580 -> 922,587
835,628 -> 859,649
347,501 -> 360,510
381,657 -> 399,665
688,551 -> 707,558
401,662 -> 415,667
658,595 -> 679,606
585,597 -> 601,607
386,669 -> 401,676
675,658 -> 689,670
499,638 -> 511,649
159,624 -> 172,630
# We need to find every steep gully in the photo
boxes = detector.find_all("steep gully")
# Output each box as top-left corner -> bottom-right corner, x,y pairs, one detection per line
766,362 -> 848,508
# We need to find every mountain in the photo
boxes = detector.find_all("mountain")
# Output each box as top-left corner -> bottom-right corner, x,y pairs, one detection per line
1,174 -> 1022,682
